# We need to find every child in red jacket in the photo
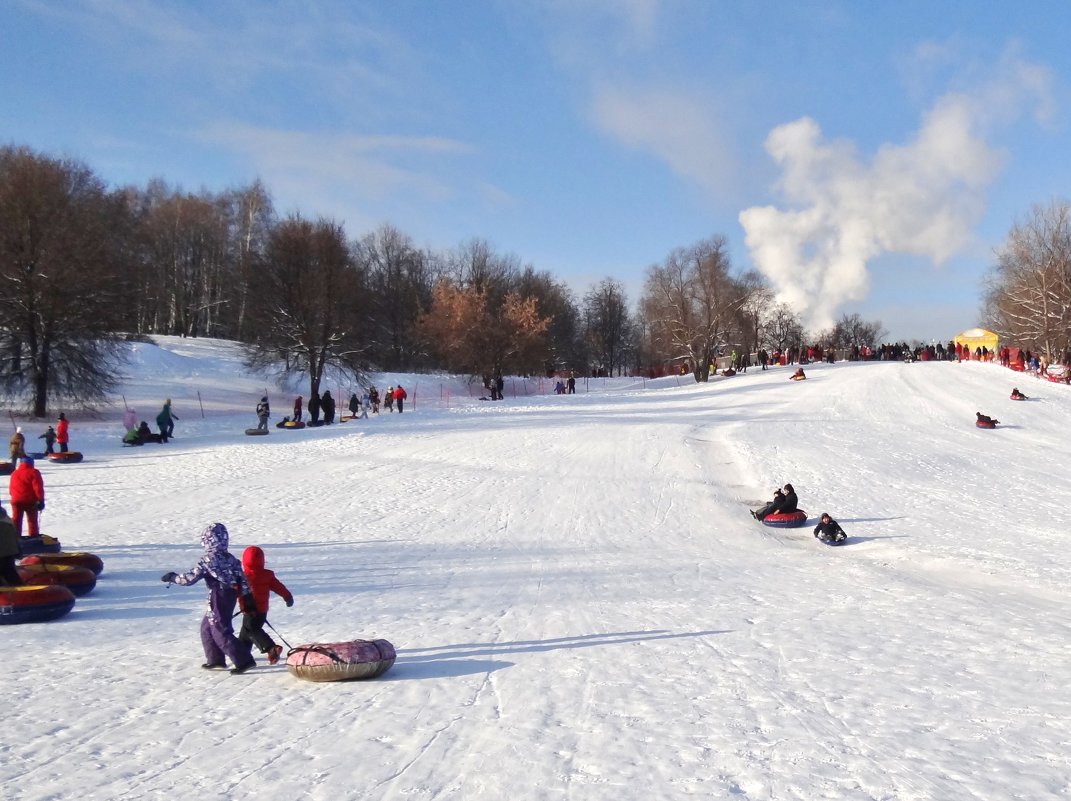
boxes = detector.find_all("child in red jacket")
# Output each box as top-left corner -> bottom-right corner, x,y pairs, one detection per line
238,546 -> 294,664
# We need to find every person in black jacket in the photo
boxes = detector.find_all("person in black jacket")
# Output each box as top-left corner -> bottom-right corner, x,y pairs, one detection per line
321,391 -> 336,424
307,392 -> 321,424
813,512 -> 847,543
752,483 -> 798,520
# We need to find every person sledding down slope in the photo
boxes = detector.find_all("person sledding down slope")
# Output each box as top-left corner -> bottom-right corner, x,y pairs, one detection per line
238,546 -> 294,665
751,483 -> 798,521
161,523 -> 257,675
813,512 -> 847,543
976,412 -> 1000,427
1010,387 -> 1028,400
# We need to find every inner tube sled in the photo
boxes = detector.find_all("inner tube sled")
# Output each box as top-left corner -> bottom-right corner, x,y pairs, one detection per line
0,585 -> 76,624
20,551 -> 104,576
19,535 -> 62,555
48,452 -> 84,463
16,563 -> 97,596
975,419 -> 997,429
245,428 -> 269,436
761,509 -> 808,528
286,639 -> 396,682
279,420 -> 306,429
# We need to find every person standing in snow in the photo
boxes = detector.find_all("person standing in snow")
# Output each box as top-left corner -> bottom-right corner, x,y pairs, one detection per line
156,400 -> 177,442
307,392 -> 321,424
0,506 -> 22,586
238,545 -> 294,665
813,512 -> 847,543
9,456 -> 45,538
38,426 -> 57,455
55,413 -> 70,453
359,391 -> 370,419
255,396 -> 270,431
293,396 -> 303,423
160,523 -> 257,674
384,386 -> 394,413
369,386 -> 380,414
348,392 -> 360,419
321,390 -> 335,424
394,385 -> 407,413
8,427 -> 26,463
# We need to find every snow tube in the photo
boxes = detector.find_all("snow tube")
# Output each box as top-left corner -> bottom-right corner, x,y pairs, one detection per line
975,419 -> 997,429
0,584 -> 76,624
47,452 -> 83,464
280,420 -> 306,429
286,639 -> 396,682
1045,374 -> 1068,384
305,420 -> 325,427
16,563 -> 96,596
245,428 -> 269,436
761,509 -> 808,528
20,551 -> 104,576
1009,393 -> 1026,401
19,535 -> 62,555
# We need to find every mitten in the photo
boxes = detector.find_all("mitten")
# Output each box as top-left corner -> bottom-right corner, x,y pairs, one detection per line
161,572 -> 177,583
285,596 -> 294,608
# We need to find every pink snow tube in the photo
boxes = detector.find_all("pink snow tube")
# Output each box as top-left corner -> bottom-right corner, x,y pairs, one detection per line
286,639 -> 396,682
761,509 -> 808,528
975,419 -> 997,429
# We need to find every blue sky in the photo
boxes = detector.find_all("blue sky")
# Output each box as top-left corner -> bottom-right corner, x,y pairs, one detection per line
3,1 -> 1069,341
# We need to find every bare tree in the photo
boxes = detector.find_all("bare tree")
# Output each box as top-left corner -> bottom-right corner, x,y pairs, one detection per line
584,278 -> 632,376
0,146 -> 130,416
984,200 -> 1071,360
640,236 -> 743,382
244,216 -> 367,401
354,224 -> 436,370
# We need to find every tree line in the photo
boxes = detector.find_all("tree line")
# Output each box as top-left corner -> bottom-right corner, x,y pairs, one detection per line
2,144 -> 899,415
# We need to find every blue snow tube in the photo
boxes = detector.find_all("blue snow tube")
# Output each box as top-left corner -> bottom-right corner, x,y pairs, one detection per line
19,535 -> 62,555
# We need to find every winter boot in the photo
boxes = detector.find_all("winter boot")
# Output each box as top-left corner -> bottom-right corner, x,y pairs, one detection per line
268,645 -> 283,665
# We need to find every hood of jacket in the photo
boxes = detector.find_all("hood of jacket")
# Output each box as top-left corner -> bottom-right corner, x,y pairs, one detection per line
200,522 -> 229,553
242,545 -> 265,572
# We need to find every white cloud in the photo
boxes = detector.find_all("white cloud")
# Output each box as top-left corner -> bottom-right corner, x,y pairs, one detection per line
590,84 -> 737,198
739,52 -> 1053,332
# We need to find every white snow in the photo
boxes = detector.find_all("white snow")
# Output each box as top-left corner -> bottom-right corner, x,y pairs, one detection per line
3,337 -> 1070,800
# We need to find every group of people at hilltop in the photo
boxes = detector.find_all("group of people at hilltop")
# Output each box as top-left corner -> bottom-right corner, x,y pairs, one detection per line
288,385 -> 407,426
122,400 -> 177,445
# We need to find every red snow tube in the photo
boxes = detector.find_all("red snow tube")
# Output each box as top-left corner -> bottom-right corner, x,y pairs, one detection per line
762,509 -> 808,528
16,563 -> 97,596
20,551 -> 104,576
47,451 -> 83,464
975,419 -> 997,429
1009,394 -> 1026,401
0,584 -> 76,624
286,639 -> 396,682
18,535 -> 62,555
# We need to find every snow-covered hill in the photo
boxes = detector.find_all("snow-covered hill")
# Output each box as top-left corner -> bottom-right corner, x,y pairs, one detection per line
4,337 -> 1069,800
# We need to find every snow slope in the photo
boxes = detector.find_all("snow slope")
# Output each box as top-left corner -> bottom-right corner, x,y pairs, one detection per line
3,338 -> 1069,800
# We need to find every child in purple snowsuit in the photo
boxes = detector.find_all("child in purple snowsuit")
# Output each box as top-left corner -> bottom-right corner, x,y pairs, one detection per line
162,522 -> 256,674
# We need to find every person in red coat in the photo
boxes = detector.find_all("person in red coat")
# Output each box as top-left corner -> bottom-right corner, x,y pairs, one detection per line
238,546 -> 294,664
56,413 -> 70,453
9,456 -> 45,537
393,384 -> 408,413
